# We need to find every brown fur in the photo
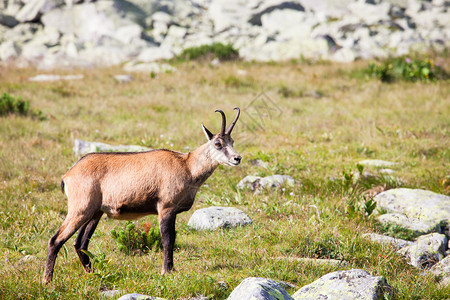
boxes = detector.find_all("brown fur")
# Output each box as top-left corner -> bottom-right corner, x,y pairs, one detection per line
43,113 -> 241,283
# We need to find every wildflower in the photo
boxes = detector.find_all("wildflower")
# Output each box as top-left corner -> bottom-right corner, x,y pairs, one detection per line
405,57 -> 411,63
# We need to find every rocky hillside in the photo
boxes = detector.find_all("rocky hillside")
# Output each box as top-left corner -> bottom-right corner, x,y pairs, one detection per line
0,0 -> 448,69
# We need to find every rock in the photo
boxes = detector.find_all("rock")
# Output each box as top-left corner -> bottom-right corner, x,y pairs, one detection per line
187,206 -> 252,231
100,289 -> 122,297
123,61 -> 176,73
363,233 -> 413,250
358,159 -> 396,168
19,255 -> 37,264
249,159 -> 269,168
0,13 -> 19,28
237,175 -> 295,191
249,1 -> 305,26
0,40 -> 19,61
16,0 -> 64,22
117,294 -> 166,300
399,233 -> 448,269
374,189 -> 450,235
73,139 -> 151,157
377,213 -> 440,234
292,269 -> 393,300
430,255 -> 450,285
136,46 -> 174,62
227,277 -> 293,300
114,74 -> 133,83
29,74 -> 83,81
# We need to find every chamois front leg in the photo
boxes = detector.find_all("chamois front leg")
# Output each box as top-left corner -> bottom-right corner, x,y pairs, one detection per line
158,210 -> 177,275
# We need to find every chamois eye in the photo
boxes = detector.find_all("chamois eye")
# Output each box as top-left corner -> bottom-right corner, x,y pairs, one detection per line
214,141 -> 222,149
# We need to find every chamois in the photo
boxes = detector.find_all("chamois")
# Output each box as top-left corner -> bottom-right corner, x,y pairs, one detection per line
43,108 -> 241,283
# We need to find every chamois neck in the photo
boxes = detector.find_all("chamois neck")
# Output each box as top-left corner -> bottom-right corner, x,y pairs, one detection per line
186,142 -> 219,183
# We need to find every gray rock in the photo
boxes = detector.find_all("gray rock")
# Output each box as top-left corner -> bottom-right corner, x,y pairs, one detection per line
0,13 -> 19,28
16,0 -> 64,22
292,269 -> 393,300
374,188 -> 450,235
122,61 -> 176,73
187,206 -> 252,231
237,175 -> 295,191
399,233 -> 448,268
73,139 -> 151,157
227,277 -> 293,300
430,255 -> 450,285
19,255 -> 37,264
358,159 -> 396,168
0,40 -> 19,61
29,74 -> 83,81
377,213 -> 440,234
100,289 -> 122,297
114,74 -> 133,83
117,294 -> 166,300
136,46 -> 174,62
363,233 -> 413,249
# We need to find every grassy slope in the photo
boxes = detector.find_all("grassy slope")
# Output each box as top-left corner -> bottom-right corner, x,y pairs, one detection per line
0,60 -> 449,299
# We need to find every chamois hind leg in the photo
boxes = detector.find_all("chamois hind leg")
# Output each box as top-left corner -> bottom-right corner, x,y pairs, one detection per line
159,210 -> 177,275
74,211 -> 103,273
43,212 -> 95,284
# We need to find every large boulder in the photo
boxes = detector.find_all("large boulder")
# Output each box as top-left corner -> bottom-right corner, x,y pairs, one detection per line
227,277 -> 293,300
187,206 -> 252,231
374,189 -> 450,235
292,269 -> 392,300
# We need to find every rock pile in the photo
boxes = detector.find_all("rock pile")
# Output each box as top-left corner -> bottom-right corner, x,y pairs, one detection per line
1,0 -> 449,69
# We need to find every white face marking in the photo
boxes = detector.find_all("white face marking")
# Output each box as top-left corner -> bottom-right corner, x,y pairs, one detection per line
209,140 -> 241,166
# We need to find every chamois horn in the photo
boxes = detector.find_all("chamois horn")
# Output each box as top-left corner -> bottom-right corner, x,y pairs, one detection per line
225,107 -> 240,135
215,109 -> 226,136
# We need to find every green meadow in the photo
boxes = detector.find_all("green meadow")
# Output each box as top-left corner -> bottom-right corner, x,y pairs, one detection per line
0,57 -> 449,299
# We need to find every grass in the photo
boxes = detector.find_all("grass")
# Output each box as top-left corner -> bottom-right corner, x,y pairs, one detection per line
0,58 -> 449,299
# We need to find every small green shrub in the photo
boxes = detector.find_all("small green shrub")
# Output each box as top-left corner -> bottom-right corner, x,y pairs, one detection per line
177,43 -> 239,61
111,221 -> 162,255
0,93 -> 30,116
367,56 -> 447,82
0,92 -> 46,120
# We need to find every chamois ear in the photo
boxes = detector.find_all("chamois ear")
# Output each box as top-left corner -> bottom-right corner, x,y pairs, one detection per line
201,123 -> 214,141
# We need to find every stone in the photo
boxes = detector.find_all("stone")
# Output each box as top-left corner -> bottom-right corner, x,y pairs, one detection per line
29,74 -> 83,81
430,255 -> 450,285
237,175 -> 295,191
100,289 -> 122,297
0,40 -> 19,61
187,206 -> 252,231
377,213 -> 440,234
227,277 -> 293,300
0,13 -> 19,28
358,159 -> 396,168
72,139 -> 151,157
114,74 -> 133,83
117,294 -> 166,300
19,255 -> 37,264
122,61 -> 176,73
374,189 -> 450,235
363,233 -> 414,249
136,46 -> 174,62
399,233 -> 448,268
292,269 -> 393,300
